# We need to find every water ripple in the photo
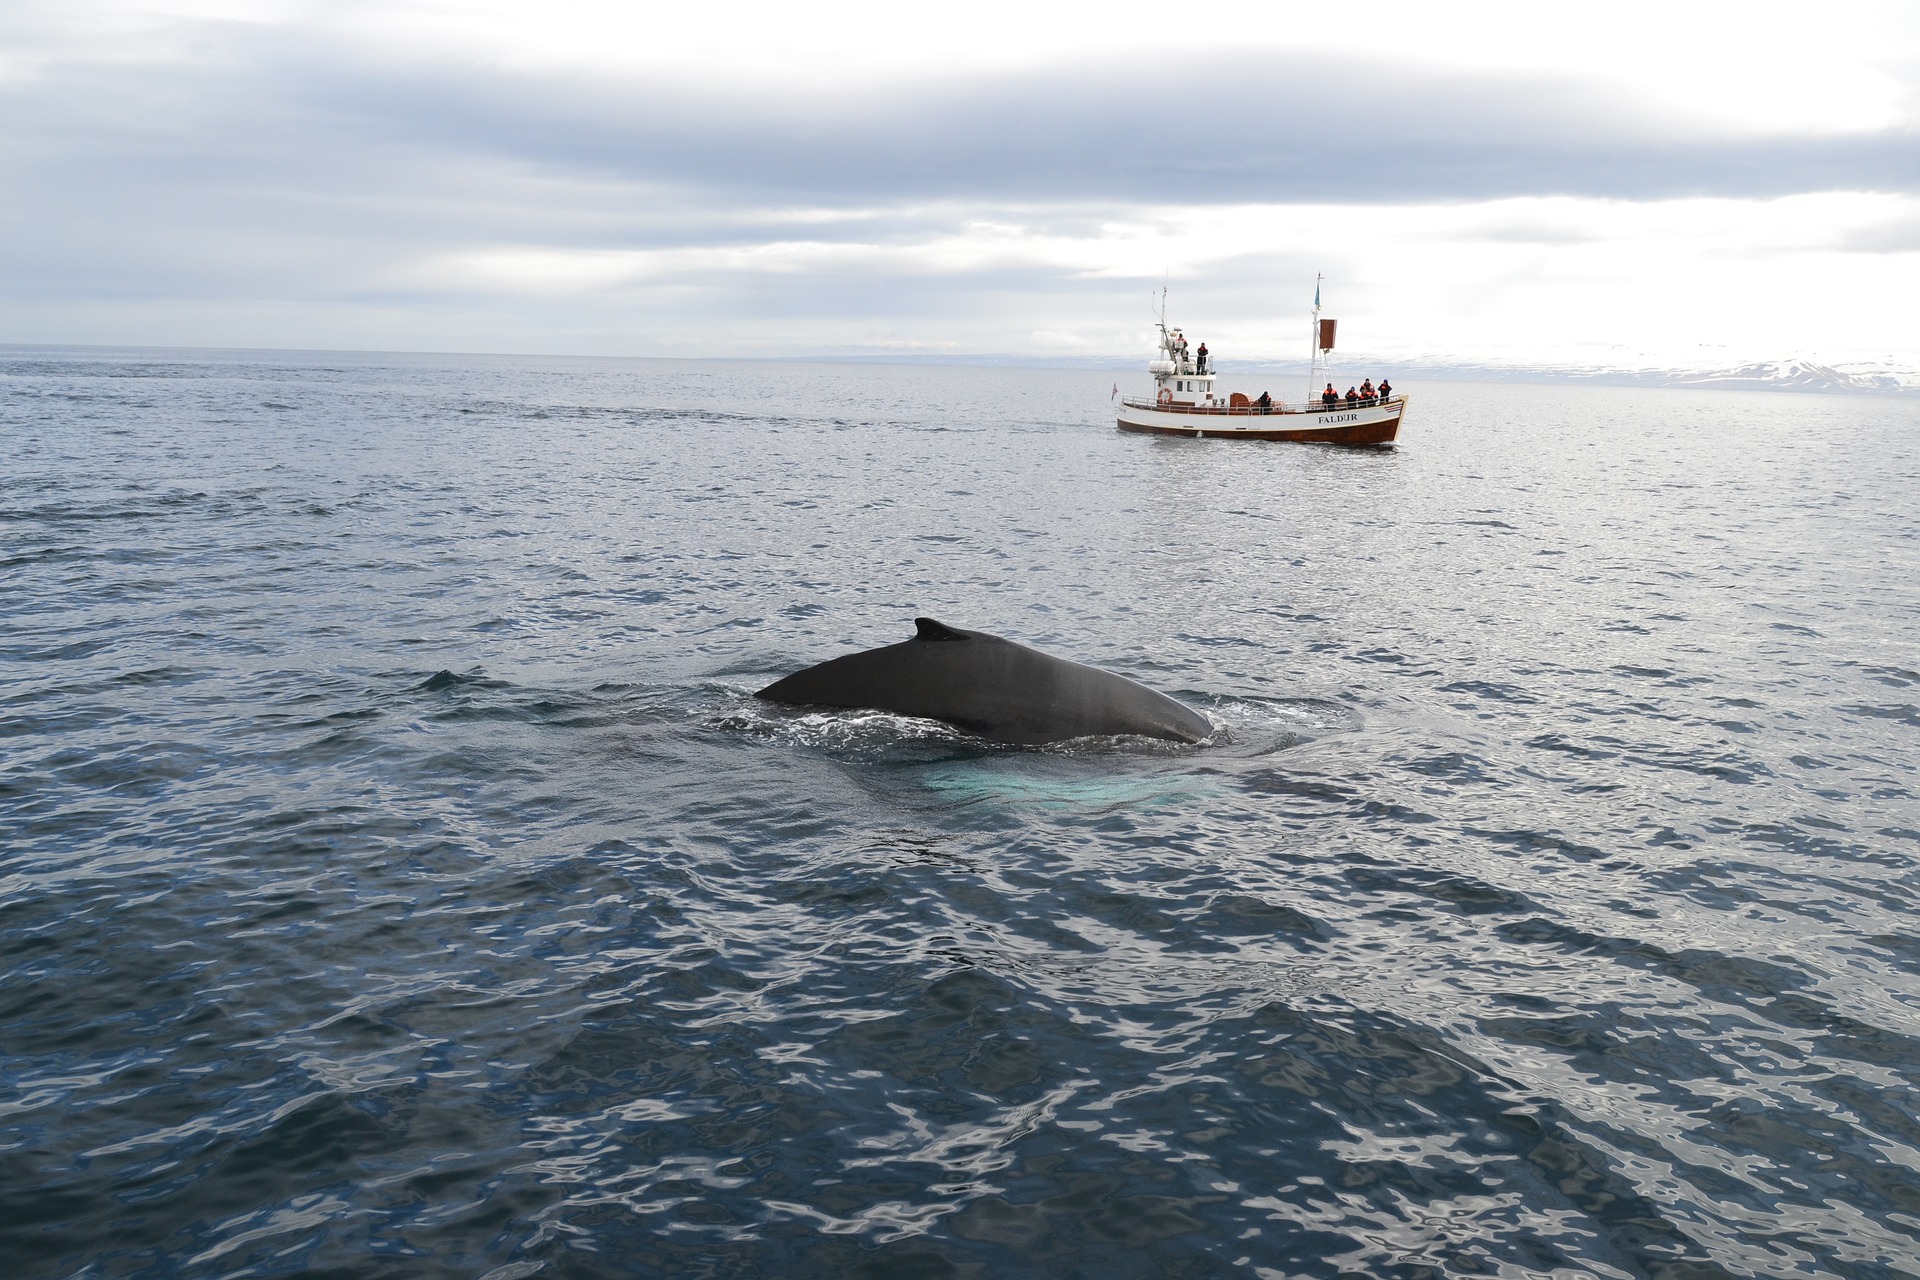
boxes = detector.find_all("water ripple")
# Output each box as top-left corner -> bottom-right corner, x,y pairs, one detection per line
4,349 -> 1919,1276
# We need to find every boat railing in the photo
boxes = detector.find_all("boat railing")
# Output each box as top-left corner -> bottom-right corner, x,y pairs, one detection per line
1121,395 -> 1401,415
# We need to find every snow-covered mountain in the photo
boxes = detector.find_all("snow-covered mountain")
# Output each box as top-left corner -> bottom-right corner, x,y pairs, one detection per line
1669,359 -> 1909,393
1341,355 -> 1920,394
871,351 -> 1920,395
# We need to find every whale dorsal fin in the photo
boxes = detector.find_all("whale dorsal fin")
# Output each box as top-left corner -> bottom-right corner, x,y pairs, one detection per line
914,617 -> 969,642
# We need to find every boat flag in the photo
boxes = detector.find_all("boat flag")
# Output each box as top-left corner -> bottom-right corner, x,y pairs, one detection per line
1110,383 -> 1118,401
1314,279 -> 1321,309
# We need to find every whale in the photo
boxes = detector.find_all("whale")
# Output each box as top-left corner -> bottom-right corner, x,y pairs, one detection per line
755,617 -> 1213,746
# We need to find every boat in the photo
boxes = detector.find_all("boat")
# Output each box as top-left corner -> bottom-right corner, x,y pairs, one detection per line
1115,279 -> 1406,446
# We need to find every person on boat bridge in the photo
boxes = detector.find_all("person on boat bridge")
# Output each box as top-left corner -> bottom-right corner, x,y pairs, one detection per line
1345,387 -> 1359,406
1379,378 -> 1392,401
1322,383 -> 1338,408
1257,391 -> 1272,415
1196,342 -> 1209,374
1360,378 -> 1375,405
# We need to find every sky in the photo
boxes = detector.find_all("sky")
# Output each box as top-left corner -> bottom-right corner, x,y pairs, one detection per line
3,0 -> 1918,371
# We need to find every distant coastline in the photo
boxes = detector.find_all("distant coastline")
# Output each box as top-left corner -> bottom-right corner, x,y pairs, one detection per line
791,353 -> 1920,395
5,342 -> 1914,395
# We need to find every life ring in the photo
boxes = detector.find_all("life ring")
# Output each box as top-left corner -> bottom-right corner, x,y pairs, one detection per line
1157,388 -> 1173,405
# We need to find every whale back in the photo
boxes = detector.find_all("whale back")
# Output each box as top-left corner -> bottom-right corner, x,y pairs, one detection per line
755,618 -> 1211,745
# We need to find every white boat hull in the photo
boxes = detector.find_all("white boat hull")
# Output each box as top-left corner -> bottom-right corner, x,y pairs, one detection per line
1116,396 -> 1406,446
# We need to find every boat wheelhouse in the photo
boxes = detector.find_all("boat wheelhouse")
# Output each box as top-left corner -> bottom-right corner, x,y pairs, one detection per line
1115,282 -> 1406,446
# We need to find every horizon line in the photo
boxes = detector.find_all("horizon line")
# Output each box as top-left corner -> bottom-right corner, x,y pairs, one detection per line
2,340 -> 1913,394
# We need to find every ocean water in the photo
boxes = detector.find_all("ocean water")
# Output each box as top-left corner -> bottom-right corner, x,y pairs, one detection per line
3,346 -> 1918,1280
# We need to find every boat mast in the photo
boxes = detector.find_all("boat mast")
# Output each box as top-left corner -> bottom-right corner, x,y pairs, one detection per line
1307,274 -> 1325,403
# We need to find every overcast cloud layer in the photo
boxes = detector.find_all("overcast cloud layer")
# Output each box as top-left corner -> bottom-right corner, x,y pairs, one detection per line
4,1 -> 1918,367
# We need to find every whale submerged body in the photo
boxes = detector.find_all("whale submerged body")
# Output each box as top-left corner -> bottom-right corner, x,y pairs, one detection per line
755,617 -> 1213,746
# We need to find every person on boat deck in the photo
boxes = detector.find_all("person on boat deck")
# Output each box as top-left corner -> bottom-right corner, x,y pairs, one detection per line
1196,342 -> 1209,374
1360,378 -> 1375,405
1345,387 -> 1359,406
1257,390 -> 1272,414
1379,378 -> 1392,400
1322,383 -> 1338,408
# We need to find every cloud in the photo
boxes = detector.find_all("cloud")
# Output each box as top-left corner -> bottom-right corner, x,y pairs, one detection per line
1841,214 -> 1920,253
2,7 -> 1917,364
460,69 -> 1915,207
7,22 -> 1918,218
1448,220 -> 1605,247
